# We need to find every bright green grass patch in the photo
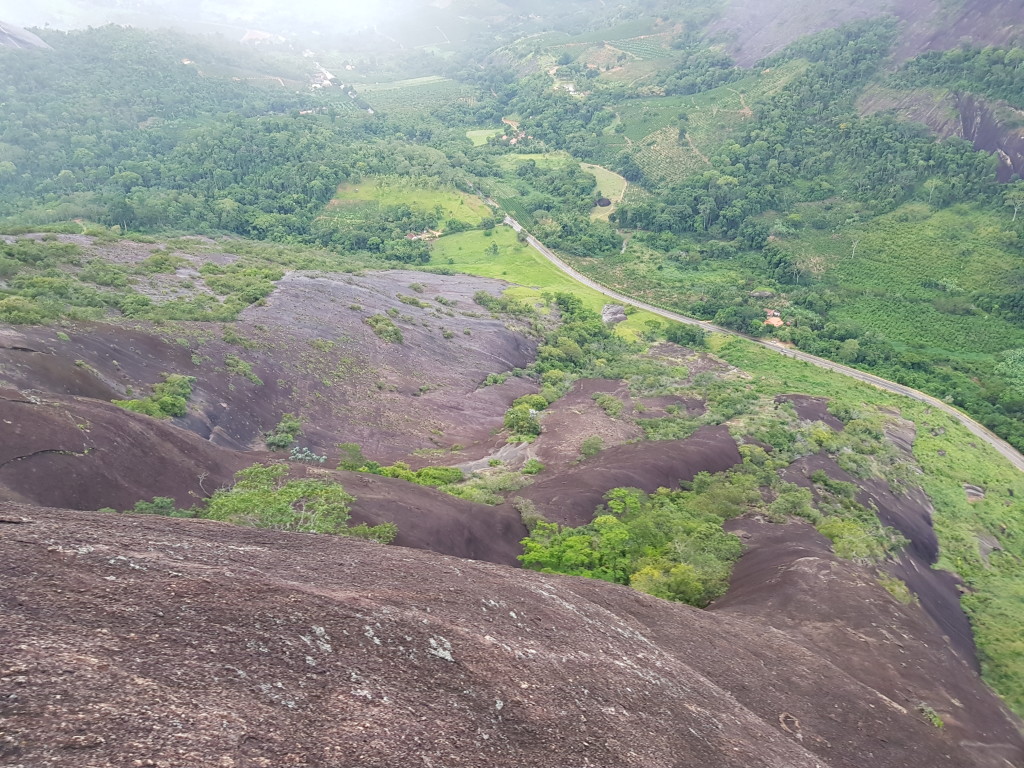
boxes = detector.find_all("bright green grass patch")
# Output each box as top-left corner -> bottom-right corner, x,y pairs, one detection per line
429,227 -> 656,339
467,128 -> 501,146
584,163 -> 628,221
327,176 -> 490,227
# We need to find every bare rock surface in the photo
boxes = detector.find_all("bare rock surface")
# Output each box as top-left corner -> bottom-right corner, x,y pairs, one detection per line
710,0 -> 1024,65
2,504 -> 1022,768
0,270 -> 539,464
717,516 -> 1024,768
509,424 -> 743,527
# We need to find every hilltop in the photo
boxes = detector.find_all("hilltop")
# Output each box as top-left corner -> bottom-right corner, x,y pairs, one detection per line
3,6 -> 1024,765
710,0 -> 1024,64
3,504 -> 1022,768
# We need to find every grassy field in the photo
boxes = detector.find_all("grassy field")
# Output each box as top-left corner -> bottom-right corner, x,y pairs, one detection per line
466,128 -> 501,146
583,163 -> 628,220
326,176 -> 490,228
428,227 -> 657,339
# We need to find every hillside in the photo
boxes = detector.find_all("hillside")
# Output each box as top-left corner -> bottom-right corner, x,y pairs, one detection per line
0,21 -> 50,50
4,7 -> 1024,764
709,0 -> 1024,64
3,504 -> 1022,768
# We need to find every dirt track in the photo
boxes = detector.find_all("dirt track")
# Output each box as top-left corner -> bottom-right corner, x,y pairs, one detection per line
502,216 -> 1024,474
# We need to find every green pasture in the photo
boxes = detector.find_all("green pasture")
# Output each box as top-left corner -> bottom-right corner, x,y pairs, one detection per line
583,163 -> 628,220
428,227 -> 657,339
326,176 -> 490,227
467,128 -> 501,146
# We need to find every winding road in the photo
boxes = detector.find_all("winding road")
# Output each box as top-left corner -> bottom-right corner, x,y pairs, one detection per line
502,215 -> 1024,474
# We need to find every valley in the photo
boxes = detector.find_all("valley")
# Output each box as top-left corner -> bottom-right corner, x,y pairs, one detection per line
3,1 -> 1024,765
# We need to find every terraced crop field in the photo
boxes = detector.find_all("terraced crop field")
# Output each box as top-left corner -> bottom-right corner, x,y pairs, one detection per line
359,76 -> 477,115
786,203 -> 1024,355
635,126 -> 708,185
609,59 -> 809,186
607,35 -> 674,60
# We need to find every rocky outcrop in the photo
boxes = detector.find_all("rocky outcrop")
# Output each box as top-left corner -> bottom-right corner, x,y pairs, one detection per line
0,21 -> 51,50
2,504 -> 1022,768
709,0 -> 1024,65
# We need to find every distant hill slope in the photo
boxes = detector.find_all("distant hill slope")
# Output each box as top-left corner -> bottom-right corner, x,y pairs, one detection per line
710,0 -> 1024,64
0,21 -> 51,50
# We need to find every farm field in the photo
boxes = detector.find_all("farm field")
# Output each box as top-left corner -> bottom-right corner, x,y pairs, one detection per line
325,176 -> 490,228
786,203 -> 1024,355
466,128 -> 501,146
599,57 -> 674,85
606,34 -> 674,60
359,76 -> 477,115
493,152 -> 578,172
561,19 -> 660,45
606,60 -> 809,184
428,227 -> 658,339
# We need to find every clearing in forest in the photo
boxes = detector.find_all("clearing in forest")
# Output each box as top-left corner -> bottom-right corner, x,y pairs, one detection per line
326,176 -> 490,228
467,128 -> 501,146
583,163 -> 628,220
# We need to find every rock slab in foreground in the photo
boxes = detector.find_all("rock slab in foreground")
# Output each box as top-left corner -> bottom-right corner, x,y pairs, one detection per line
1,504 -> 1021,768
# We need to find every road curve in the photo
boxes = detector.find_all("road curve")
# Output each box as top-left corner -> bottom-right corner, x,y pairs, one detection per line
502,215 -> 1024,474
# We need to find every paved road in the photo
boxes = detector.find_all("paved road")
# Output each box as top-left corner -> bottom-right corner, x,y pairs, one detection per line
502,215 -> 1024,474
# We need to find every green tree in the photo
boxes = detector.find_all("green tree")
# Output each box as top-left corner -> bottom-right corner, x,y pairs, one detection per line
205,463 -> 354,534
504,405 -> 541,436
1005,182 -> 1024,223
